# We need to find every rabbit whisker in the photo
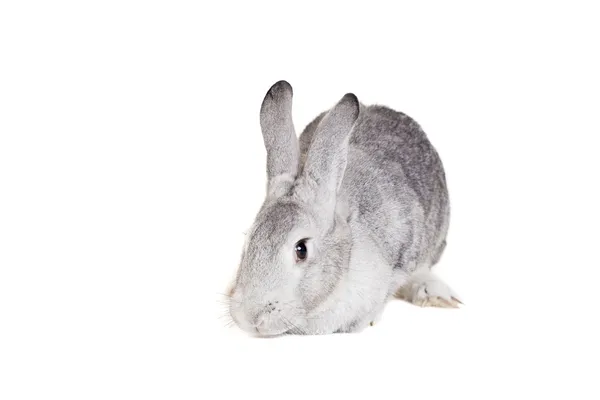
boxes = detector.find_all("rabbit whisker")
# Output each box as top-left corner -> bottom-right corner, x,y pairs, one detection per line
281,316 -> 306,335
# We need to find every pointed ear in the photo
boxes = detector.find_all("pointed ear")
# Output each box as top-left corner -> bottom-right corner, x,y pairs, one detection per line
259,80 -> 300,198
296,93 -> 359,214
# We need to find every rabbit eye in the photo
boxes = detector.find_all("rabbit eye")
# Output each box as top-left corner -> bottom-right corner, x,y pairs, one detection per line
294,240 -> 308,262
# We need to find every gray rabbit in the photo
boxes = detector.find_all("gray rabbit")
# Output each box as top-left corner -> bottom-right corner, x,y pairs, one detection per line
227,80 -> 460,336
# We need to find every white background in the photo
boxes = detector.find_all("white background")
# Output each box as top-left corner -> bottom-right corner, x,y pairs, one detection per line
1,1 -> 599,399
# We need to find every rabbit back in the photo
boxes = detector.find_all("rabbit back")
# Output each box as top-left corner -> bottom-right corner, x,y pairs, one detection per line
299,104 -> 449,274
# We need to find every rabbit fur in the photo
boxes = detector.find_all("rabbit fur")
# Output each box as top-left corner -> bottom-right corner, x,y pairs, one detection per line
228,80 -> 457,336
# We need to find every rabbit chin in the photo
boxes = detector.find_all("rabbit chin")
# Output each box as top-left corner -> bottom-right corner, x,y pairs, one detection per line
254,325 -> 291,337
254,316 -> 308,337
234,315 -> 306,337
229,296 -> 308,336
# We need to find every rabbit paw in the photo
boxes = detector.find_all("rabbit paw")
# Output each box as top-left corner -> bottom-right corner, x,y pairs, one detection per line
396,270 -> 462,308
413,279 -> 462,308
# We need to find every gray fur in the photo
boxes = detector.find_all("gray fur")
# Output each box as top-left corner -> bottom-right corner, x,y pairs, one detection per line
229,80 -> 451,336
259,80 -> 300,198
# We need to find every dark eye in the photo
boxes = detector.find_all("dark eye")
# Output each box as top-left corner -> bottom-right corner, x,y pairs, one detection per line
294,239 -> 308,262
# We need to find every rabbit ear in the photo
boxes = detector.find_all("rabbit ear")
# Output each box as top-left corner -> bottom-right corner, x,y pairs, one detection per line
295,93 -> 360,216
259,80 -> 300,198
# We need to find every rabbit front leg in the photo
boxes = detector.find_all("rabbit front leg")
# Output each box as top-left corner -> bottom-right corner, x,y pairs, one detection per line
339,267 -> 400,333
334,302 -> 387,333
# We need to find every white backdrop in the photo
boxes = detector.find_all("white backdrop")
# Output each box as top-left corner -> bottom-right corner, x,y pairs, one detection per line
1,1 -> 599,399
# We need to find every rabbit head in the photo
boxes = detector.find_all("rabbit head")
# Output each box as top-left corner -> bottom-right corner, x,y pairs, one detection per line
228,81 -> 359,336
